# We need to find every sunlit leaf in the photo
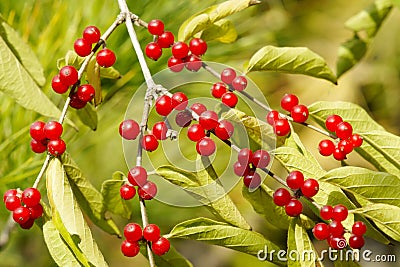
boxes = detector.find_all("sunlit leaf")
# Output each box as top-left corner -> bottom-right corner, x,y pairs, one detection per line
76,103 -> 98,131
336,36 -> 368,78
200,19 -> 237,43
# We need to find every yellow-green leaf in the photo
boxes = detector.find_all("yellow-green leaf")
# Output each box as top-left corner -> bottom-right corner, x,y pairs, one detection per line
86,58 -> 102,106
336,36 -> 368,78
200,19 -> 237,43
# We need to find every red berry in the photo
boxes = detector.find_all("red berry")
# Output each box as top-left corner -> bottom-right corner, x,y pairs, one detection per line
199,110 -> 219,130
185,55 -> 202,72
320,205 -> 333,220
280,94 -> 299,112
30,121 -> 46,141
158,31 -> 174,48
171,92 -> 188,110
119,119 -> 140,140
13,206 -> 31,224
301,178 -> 319,198
22,188 -> 41,207
51,75 -> 69,94
145,42 -> 162,61
329,236 -> 347,250
124,223 -> 142,242
77,84 -> 95,102
286,171 -> 304,190
29,204 -> 43,219
273,188 -> 291,206
290,104 -> 309,123
152,237 -> 171,256
266,110 -> 280,126
335,122 -> 353,142
238,148 -> 253,165
190,103 -> 207,116
318,139 -> 335,156
338,139 -> 353,154
142,134 -> 159,152
221,92 -> 238,108
233,161 -> 251,177
143,224 -> 161,242
44,121 -> 63,140
231,76 -> 247,91
325,115 -> 343,132
189,38 -> 207,56
172,42 -> 189,59
47,139 -> 66,156
69,93 -> 87,109
211,82 -> 228,99
120,184 -> 136,200
155,95 -> 173,116
351,134 -> 363,147
19,218 -> 35,230
285,198 -> 303,217
167,57 -> 184,72
121,240 -> 140,257
214,120 -> 234,140
83,26 -> 101,44
313,223 -> 330,240
274,118 -> 290,136
148,19 -> 164,35
333,147 -> 346,161
243,172 -> 261,189
59,66 -> 78,86
3,189 -> 17,202
196,137 -> 216,156
349,234 -> 365,249
96,48 -> 116,68
220,68 -> 236,84
127,166 -> 148,187
138,181 -> 158,200
30,139 -> 47,153
5,195 -> 21,211
251,150 -> 270,169
74,38 -> 92,57
352,221 -> 367,236
332,204 -> 348,222
175,111 -> 192,127
152,122 -> 168,140
187,124 -> 205,142
329,220 -> 344,237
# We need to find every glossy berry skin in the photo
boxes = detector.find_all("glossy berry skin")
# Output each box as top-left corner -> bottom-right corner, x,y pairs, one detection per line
83,26 -> 101,44
120,184 -> 136,200
273,118 -> 290,136
69,93 -> 87,109
233,161 -> 251,177
96,48 -> 116,68
352,221 -> 367,236
211,82 -> 228,98
190,103 -> 207,116
3,189 -> 17,202
329,220 -> 344,237
47,139 -> 66,156
155,95 -> 173,116
152,237 -> 171,256
338,139 -> 353,154
77,84 -> 95,102
301,178 -> 319,198
143,224 -> 161,242
285,198 -> 303,217
51,75 -> 69,94
251,150 -> 270,169
196,137 -> 216,156
313,223 -> 330,240
199,110 -> 219,130
349,235 -> 365,249
266,110 -> 280,126
280,94 -> 299,112
142,134 -> 159,152
220,68 -> 236,84
221,92 -> 238,108
189,38 -> 207,56
187,124 -> 205,142
290,104 -> 309,123
318,139 -> 335,156
13,206 -> 31,224
29,204 -> 43,219
121,240 -> 140,257
22,188 -> 41,207
152,122 -> 168,140
325,115 -> 343,132
243,172 -> 261,189
333,148 -> 346,161
145,42 -> 162,61
185,55 -> 202,72
59,66 -> 78,87
4,195 -> 21,211
273,188 -> 291,206
44,121 -> 63,140
148,19 -> 164,35
175,111 -> 192,127
19,218 -> 35,230
138,181 -> 158,200
167,57 -> 184,72
351,134 -> 363,147
74,38 -> 92,57
231,76 -> 247,91
171,92 -> 188,110
30,121 -> 46,141
119,119 -> 140,140
157,31 -> 174,48
238,148 -> 253,165
286,171 -> 304,190
320,205 -> 333,220
124,223 -> 142,242
31,139 -> 48,154
214,120 -> 234,140
172,42 -> 189,59
332,204 -> 348,222
128,166 -> 147,187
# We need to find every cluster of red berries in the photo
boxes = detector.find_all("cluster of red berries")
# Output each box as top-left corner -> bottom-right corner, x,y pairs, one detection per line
120,166 -> 158,201
3,188 -> 43,229
273,171 -> 319,217
121,223 -> 170,257
313,205 -> 366,249
30,120 -> 66,156
318,115 -> 363,160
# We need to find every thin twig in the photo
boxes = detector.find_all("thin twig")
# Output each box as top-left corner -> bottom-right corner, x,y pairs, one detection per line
0,214 -> 16,251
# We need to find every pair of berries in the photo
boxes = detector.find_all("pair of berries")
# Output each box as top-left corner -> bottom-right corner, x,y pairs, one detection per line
167,38 -> 207,72
121,223 -> 170,257
3,188 -> 43,229
123,166 -> 157,200
318,115 -> 363,160
30,120 -> 66,156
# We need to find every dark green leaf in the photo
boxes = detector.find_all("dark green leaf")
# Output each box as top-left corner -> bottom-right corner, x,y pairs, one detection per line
200,19 -> 237,43
76,104 -> 98,131
336,36 -> 368,78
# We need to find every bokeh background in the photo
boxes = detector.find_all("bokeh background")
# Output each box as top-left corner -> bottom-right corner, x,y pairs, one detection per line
0,0 -> 399,266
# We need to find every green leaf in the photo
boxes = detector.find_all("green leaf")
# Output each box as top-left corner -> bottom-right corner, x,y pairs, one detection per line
393,0 -> 400,9
156,165 -> 251,230
76,104 -> 98,131
245,46 -> 337,84
178,0 -> 260,42
46,158 -> 108,267
100,66 -> 121,79
101,171 -> 133,219
353,203 -> 400,242
86,58 -> 102,106
61,153 -> 121,236
167,217 -> 283,265
200,19 -> 237,43
336,36 -> 368,78
141,243 -> 193,267
345,0 -> 392,38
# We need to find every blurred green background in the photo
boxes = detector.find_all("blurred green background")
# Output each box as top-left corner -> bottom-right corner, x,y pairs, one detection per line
0,0 -> 399,266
